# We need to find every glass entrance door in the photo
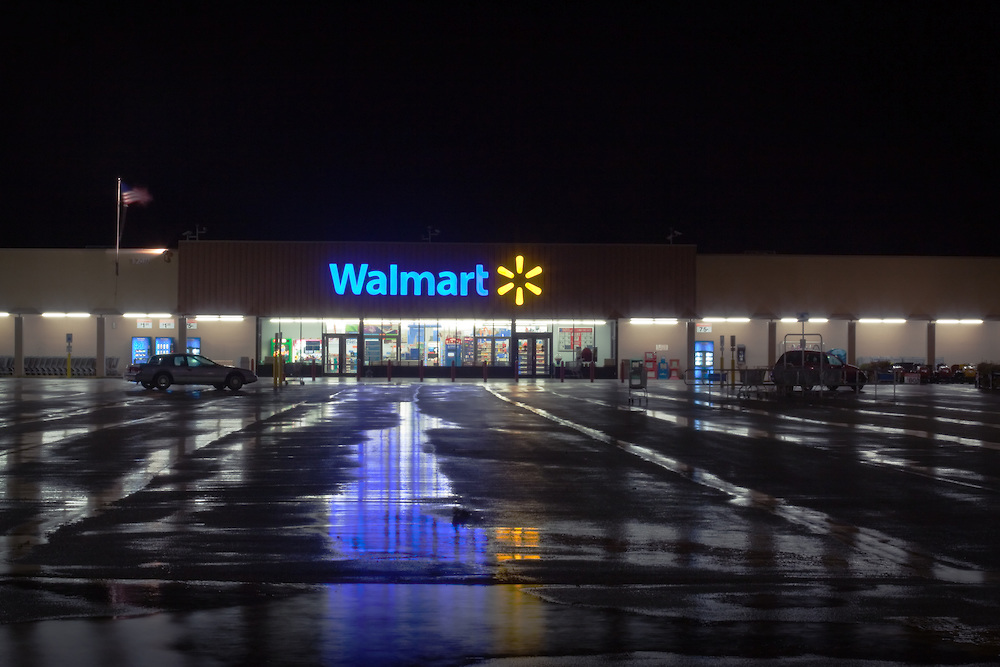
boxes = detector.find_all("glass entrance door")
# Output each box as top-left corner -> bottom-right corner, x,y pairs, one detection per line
515,335 -> 551,377
324,334 -> 358,375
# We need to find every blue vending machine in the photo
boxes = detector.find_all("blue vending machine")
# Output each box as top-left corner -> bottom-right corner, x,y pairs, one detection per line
186,337 -> 201,355
693,341 -> 715,380
131,337 -> 152,364
155,337 -> 175,355
444,337 -> 461,366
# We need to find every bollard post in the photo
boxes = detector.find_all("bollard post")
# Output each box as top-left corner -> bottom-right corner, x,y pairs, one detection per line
311,359 -> 317,381
419,358 -> 424,382
560,364 -> 565,382
451,360 -> 456,382
482,361 -> 488,382
620,360 -> 626,383
590,360 -> 595,382
387,360 -> 393,382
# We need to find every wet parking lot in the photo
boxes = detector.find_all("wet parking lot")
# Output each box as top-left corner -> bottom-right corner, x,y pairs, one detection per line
2,377 -> 1000,665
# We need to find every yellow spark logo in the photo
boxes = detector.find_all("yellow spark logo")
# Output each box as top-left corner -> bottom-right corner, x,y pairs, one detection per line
497,255 -> 542,306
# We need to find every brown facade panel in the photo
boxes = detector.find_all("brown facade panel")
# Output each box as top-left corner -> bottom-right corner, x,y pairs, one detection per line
179,241 -> 697,318
697,255 -> 1000,320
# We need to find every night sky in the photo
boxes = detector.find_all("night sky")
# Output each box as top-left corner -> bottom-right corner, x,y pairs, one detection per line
3,3 -> 997,254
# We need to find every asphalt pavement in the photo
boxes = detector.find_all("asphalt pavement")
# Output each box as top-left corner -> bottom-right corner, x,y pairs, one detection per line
1,376 -> 999,666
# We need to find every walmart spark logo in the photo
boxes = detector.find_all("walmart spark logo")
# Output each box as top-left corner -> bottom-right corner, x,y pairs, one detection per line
497,255 -> 542,306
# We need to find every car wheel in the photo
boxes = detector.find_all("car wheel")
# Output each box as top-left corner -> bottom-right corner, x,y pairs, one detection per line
213,383 -> 226,390
226,374 -> 244,391
827,385 -> 839,391
140,381 -> 153,389
154,373 -> 172,390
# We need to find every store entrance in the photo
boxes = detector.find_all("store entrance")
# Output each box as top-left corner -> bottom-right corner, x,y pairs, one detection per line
515,335 -> 551,378
323,334 -> 358,376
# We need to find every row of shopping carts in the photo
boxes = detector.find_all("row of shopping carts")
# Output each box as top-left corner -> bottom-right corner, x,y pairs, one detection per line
0,356 -> 120,377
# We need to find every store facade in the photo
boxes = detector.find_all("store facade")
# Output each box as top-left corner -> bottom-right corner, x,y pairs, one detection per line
178,241 -> 697,379
3,244 -> 1000,381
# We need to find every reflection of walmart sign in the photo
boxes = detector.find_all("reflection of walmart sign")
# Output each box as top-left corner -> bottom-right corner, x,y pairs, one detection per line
330,263 -> 490,297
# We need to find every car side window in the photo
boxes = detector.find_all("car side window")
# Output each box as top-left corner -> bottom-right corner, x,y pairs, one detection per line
187,356 -> 201,368
174,357 -> 185,367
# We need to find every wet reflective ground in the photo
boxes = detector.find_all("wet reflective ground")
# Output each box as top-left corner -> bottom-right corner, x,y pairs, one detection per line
2,378 -> 1000,665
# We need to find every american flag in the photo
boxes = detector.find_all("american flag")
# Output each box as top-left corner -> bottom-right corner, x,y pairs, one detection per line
121,183 -> 152,207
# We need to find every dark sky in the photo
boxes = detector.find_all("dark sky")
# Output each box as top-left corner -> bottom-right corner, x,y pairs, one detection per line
3,2 -> 997,254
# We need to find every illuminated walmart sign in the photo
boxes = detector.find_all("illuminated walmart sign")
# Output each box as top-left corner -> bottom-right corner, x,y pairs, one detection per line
329,255 -> 543,304
497,255 -> 542,306
330,263 -> 490,297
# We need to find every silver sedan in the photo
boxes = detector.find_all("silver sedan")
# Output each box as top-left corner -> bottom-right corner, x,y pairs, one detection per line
124,354 -> 258,391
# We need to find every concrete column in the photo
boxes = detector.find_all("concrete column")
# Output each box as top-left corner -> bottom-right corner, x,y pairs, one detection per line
96,316 -> 106,377
357,317 -> 364,379
847,320 -> 857,365
767,320 -> 777,368
927,321 -> 936,366
178,316 -> 188,353
685,320 -> 696,380
14,315 -> 23,378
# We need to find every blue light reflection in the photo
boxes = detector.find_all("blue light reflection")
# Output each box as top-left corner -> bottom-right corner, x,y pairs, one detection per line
327,399 -> 491,568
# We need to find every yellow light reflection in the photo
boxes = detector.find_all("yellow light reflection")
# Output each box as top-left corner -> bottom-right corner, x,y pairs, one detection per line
493,526 -> 541,561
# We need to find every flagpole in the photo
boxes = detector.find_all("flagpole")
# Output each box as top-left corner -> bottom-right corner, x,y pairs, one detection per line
116,177 -> 122,276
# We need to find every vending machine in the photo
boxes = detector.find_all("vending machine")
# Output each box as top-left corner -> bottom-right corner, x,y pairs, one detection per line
444,336 -> 461,366
186,337 -> 201,355
131,337 -> 152,364
155,337 -> 174,355
693,341 -> 715,380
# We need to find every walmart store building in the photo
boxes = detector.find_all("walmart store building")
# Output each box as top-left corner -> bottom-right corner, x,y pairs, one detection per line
2,241 -> 999,379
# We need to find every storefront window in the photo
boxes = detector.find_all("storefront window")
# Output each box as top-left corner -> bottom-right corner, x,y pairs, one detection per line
401,320 -> 439,365
516,320 -> 552,333
476,319 -> 511,366
555,322 -> 597,365
438,320 -> 475,367
364,320 -> 400,364
517,320 -> 614,366
260,318 -> 359,365
323,319 -> 360,334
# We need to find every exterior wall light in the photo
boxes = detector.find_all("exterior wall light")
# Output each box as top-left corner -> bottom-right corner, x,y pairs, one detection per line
195,315 -> 244,322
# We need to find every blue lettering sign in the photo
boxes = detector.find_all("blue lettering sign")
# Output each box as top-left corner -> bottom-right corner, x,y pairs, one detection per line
330,263 -> 490,297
